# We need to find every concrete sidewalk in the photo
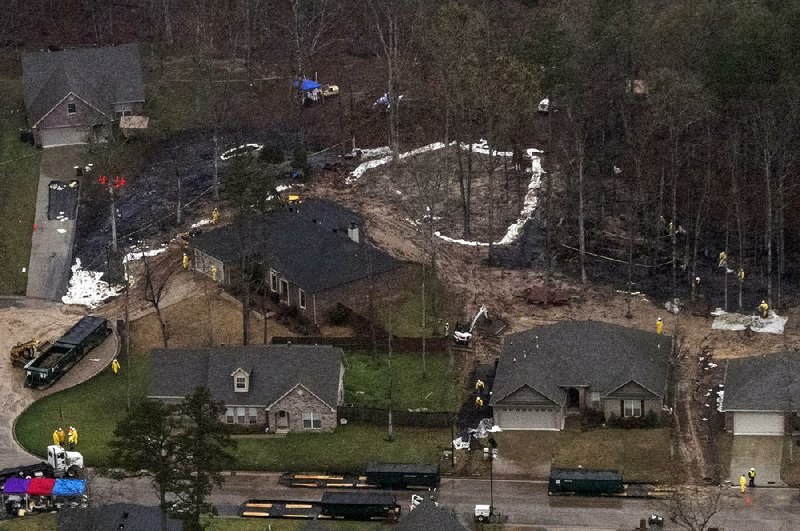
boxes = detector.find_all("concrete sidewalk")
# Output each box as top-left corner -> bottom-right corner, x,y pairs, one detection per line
26,146 -> 85,300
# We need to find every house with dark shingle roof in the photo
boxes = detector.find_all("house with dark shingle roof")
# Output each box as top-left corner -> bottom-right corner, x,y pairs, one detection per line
148,344 -> 344,432
490,321 -> 672,430
21,44 -> 144,148
720,351 -> 800,436
189,198 -> 403,325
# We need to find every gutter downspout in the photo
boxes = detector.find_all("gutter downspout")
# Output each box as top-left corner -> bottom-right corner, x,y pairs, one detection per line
313,294 -> 317,325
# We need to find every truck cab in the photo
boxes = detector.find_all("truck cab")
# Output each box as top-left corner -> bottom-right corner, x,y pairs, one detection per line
46,446 -> 83,477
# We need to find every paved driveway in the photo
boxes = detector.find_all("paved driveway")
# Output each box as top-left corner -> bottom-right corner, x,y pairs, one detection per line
26,146 -> 85,300
729,435 -> 784,486
0,304 -> 118,468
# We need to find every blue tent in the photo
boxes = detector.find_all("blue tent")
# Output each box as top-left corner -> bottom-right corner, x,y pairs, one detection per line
52,479 -> 85,496
294,79 -> 321,91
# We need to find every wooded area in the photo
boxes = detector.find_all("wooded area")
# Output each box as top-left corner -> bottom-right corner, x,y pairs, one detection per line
2,0 -> 798,308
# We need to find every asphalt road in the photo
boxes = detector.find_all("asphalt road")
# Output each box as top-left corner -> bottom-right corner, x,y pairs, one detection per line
89,472 -> 800,530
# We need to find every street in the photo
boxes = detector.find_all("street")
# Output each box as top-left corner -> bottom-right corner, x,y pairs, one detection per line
89,472 -> 800,530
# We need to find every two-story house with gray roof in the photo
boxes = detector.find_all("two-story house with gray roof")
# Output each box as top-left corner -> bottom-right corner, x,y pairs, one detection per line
490,321 -> 672,430
21,44 -> 144,148
147,344 -> 344,432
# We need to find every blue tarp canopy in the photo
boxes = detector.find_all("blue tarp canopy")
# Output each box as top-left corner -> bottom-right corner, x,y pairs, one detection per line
52,479 -> 85,496
3,478 -> 30,494
294,79 -> 321,91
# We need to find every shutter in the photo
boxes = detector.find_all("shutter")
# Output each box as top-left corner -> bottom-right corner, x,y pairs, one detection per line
620,400 -> 624,416
640,400 -> 645,417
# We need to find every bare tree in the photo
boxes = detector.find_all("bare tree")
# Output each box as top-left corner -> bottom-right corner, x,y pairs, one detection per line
142,255 -> 176,348
660,485 -> 723,531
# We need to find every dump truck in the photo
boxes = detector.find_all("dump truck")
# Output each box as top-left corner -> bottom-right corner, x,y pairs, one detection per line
0,445 -> 85,490
24,316 -> 110,389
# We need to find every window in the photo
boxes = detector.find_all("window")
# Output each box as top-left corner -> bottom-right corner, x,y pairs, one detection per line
236,377 -> 246,390
302,411 -> 321,429
67,103 -> 76,114
623,399 -> 642,418
280,279 -> 289,303
225,408 -> 235,424
248,408 -> 258,425
299,289 -> 307,309
270,269 -> 278,292
590,392 -> 601,405
232,369 -> 249,392
237,407 -> 246,424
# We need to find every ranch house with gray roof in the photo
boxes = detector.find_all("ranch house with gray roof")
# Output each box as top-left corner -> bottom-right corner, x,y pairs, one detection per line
490,321 -> 672,430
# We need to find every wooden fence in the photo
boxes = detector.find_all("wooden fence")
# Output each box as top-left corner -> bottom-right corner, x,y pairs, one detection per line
337,405 -> 455,428
271,336 -> 450,352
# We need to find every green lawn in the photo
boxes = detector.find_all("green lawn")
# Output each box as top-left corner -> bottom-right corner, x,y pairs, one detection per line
234,425 -> 449,472
0,513 -> 55,530
0,78 -> 40,295
344,352 -> 462,411
14,349 -> 151,465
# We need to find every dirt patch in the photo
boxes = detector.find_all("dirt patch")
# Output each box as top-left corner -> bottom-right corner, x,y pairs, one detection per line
130,291 -> 297,350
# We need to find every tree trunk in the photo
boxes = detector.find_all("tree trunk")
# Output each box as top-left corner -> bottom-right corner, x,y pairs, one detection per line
671,135 -> 678,299
653,167 -> 665,272
764,150 -> 773,308
212,129 -> 220,200
421,261 -> 427,375
777,168 -> 785,308
577,133 -> 587,285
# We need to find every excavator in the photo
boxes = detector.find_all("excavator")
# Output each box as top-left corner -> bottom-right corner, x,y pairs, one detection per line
9,340 -> 48,369
453,306 -> 488,347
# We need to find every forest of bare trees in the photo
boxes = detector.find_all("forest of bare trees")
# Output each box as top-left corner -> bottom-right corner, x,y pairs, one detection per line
3,0 -> 798,306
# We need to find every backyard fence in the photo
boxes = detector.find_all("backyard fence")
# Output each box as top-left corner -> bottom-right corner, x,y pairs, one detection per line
271,336 -> 450,352
337,405 -> 455,428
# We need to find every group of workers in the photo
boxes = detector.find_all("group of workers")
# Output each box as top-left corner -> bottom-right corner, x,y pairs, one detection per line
475,379 -> 486,408
739,467 -> 757,493
50,426 -> 78,448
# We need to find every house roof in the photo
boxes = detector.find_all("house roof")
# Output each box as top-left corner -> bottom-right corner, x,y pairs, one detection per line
147,344 -> 343,409
395,500 -> 467,531
21,44 -> 144,126
59,503 -> 183,531
490,321 -> 671,406
188,198 -> 397,292
721,351 -> 800,412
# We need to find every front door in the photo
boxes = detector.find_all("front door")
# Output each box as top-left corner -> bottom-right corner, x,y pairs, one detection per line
277,410 -> 289,429
566,388 -> 580,408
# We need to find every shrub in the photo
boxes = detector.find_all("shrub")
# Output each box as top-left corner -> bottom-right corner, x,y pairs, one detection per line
581,408 -> 607,430
291,145 -> 311,179
644,409 -> 660,428
607,412 -> 620,428
329,305 -> 350,326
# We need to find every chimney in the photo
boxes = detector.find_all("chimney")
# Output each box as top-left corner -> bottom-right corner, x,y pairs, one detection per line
348,222 -> 359,243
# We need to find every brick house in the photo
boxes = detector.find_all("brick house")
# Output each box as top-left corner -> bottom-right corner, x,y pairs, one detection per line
490,321 -> 671,430
21,44 -> 144,148
148,344 -> 344,432
188,198 -> 402,325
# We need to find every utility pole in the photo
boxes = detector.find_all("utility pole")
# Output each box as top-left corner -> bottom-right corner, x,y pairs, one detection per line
124,259 -> 131,410
98,175 -> 126,252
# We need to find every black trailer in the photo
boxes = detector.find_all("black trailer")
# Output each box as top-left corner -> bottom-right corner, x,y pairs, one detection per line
365,463 -> 440,490
320,491 -> 399,521
0,463 -> 54,489
548,468 -> 624,496
24,316 -> 111,389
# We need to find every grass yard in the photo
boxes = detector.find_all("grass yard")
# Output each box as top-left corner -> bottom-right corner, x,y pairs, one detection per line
344,352 -> 462,411
552,428 -> 678,483
0,78 -> 40,295
234,425 -> 450,472
377,269 -> 448,338
14,349 -> 151,465
0,513 -> 55,530
496,428 -> 678,483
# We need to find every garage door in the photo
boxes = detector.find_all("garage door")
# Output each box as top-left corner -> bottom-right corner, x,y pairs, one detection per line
39,127 -> 89,148
495,407 -> 561,430
733,412 -> 784,435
